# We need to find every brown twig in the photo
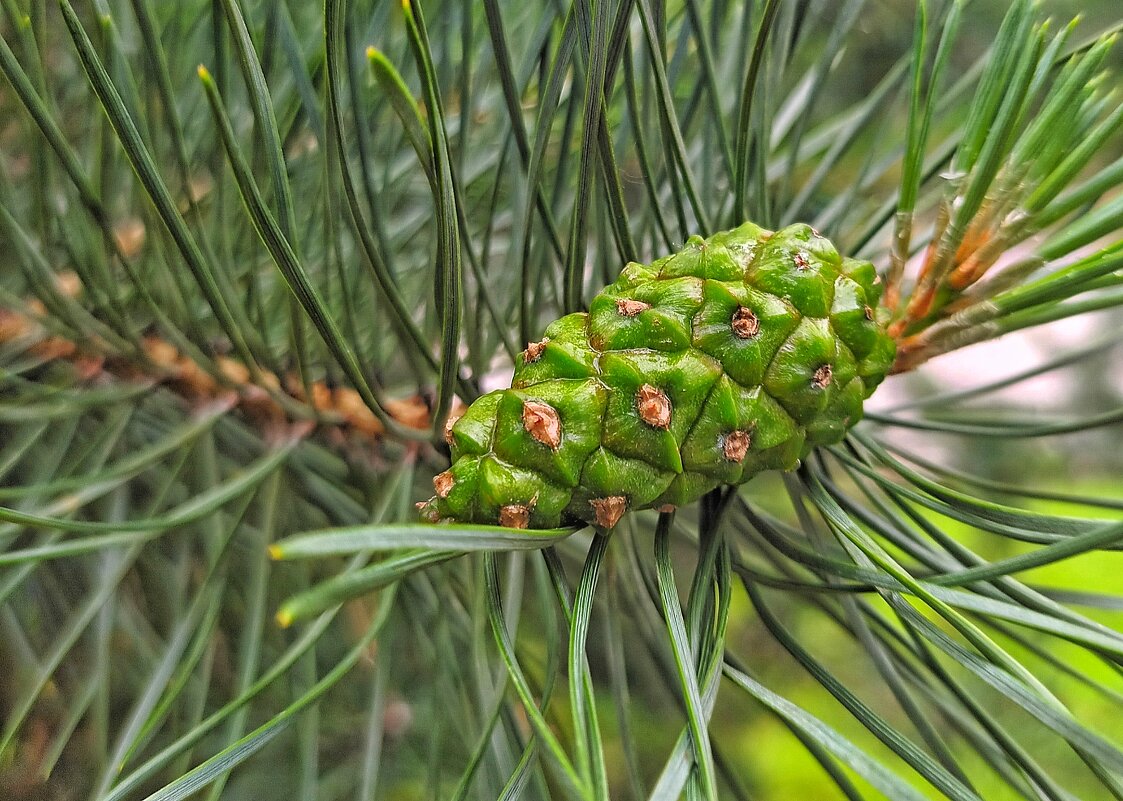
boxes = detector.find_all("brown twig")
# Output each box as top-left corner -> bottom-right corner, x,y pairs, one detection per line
0,294 -> 443,441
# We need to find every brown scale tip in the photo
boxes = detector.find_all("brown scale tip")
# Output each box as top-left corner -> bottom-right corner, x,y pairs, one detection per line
656,504 -> 677,514
443,413 -> 461,445
636,384 -> 672,429
416,500 -> 441,524
590,496 -> 628,528
812,364 -> 833,389
616,298 -> 651,317
522,338 -> 549,363
864,305 -> 875,321
722,430 -> 751,463
793,250 -> 811,270
499,504 -> 530,529
522,400 -> 562,449
433,470 -> 454,499
731,306 -> 760,339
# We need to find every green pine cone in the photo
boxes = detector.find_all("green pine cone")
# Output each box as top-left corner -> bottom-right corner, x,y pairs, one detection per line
419,222 -> 896,530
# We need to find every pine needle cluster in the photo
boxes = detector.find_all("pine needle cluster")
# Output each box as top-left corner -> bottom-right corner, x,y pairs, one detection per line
1,2 -> 1122,799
